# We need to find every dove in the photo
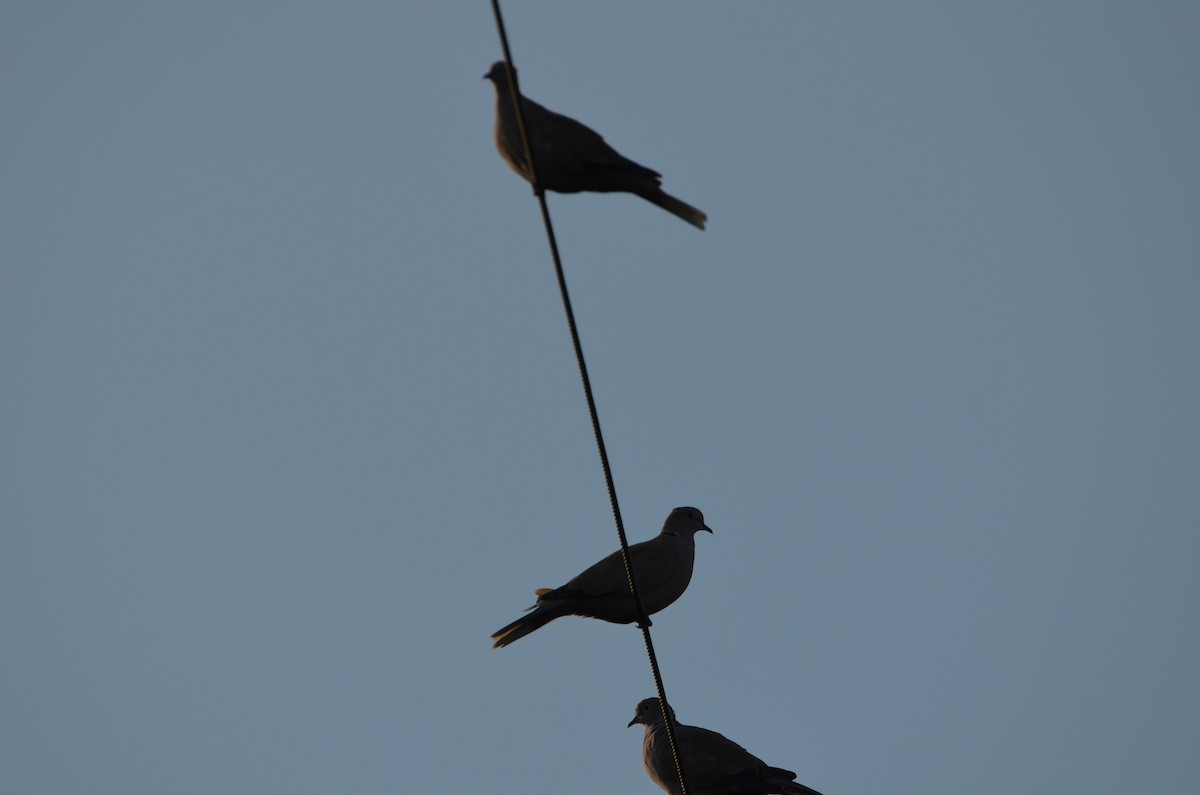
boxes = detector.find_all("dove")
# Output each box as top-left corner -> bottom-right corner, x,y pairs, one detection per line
484,61 -> 707,230
629,698 -> 825,795
491,507 -> 712,648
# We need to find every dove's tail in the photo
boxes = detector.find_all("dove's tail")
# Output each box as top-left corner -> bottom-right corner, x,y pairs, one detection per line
775,775 -> 824,795
635,187 -> 707,230
490,602 -> 571,649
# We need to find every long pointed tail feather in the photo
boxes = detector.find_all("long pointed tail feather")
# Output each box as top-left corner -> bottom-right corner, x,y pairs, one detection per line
636,187 -> 707,230
778,777 -> 824,795
490,604 -> 568,648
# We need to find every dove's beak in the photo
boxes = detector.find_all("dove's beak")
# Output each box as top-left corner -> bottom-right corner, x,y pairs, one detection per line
627,717 -> 640,728
702,524 -> 714,534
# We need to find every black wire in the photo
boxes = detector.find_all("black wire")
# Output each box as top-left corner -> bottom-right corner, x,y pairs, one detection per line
487,4 -> 693,794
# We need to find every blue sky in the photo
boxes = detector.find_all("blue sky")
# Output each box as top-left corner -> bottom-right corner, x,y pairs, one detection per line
3,3 -> 1199,794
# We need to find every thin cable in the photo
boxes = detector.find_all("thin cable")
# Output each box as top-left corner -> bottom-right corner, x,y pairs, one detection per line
488,4 -> 693,794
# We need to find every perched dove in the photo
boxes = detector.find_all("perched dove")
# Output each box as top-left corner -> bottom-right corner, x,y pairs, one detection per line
491,507 -> 712,648
629,698 -> 825,795
484,61 -> 708,230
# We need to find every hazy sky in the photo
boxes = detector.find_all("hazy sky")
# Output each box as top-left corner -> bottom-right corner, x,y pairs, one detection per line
4,3 -> 1198,794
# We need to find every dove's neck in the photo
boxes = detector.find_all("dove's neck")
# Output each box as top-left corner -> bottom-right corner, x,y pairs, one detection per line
660,529 -> 695,541
494,83 -> 524,109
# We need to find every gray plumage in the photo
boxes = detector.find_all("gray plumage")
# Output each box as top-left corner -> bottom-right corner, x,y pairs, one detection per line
484,62 -> 707,230
491,507 -> 712,648
628,698 -> 824,795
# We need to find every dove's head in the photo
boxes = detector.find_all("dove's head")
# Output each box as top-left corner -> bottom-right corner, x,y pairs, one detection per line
663,506 -> 713,536
628,697 -> 676,728
484,61 -> 513,85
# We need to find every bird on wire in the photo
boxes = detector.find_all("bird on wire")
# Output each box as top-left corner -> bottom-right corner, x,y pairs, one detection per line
484,61 -> 708,230
491,507 -> 712,648
629,698 -> 826,795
